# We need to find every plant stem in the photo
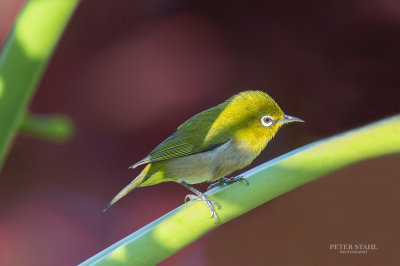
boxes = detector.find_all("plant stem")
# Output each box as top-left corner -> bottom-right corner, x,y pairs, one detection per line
81,115 -> 400,265
19,113 -> 74,142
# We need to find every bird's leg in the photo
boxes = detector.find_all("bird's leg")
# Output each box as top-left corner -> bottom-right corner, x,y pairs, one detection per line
207,176 -> 249,191
180,181 -> 221,222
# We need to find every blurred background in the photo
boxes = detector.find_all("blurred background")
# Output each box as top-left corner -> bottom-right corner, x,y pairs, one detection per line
1,0 -> 400,265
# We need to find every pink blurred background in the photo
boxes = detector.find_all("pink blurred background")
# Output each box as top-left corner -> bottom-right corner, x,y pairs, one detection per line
1,0 -> 400,265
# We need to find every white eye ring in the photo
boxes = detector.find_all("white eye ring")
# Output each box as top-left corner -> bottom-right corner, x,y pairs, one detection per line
261,115 -> 274,127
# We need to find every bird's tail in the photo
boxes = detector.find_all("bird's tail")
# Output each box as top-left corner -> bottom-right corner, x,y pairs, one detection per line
103,165 -> 150,212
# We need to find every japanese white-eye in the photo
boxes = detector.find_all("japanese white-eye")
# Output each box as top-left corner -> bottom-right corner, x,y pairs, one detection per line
104,90 -> 304,220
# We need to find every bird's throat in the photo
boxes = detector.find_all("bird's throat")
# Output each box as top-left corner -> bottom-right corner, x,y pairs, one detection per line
234,128 -> 273,156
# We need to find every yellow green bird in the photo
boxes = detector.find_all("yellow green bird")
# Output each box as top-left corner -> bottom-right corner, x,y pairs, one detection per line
104,90 -> 304,220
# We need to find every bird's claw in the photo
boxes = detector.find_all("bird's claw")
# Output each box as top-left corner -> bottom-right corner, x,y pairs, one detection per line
233,176 -> 250,186
185,194 -> 221,222
207,176 -> 249,191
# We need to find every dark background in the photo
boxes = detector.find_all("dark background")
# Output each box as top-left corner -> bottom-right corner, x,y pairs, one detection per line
1,0 -> 399,265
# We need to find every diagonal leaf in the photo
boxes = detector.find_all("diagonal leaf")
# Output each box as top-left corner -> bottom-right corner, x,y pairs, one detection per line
81,115 -> 400,265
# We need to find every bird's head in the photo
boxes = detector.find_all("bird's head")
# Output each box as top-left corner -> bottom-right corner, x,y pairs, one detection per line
222,90 -> 304,153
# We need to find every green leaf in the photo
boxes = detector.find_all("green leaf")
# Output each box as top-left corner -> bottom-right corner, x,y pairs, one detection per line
80,115 -> 400,265
0,0 -> 79,170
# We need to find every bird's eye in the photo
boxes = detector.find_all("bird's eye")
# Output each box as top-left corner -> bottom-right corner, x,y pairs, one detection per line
261,115 -> 273,127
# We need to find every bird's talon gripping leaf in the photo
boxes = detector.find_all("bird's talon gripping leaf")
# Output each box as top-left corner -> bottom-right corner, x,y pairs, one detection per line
185,193 -> 220,222
207,177 -> 228,190
184,194 -> 192,202
208,176 -> 249,190
233,176 -> 249,186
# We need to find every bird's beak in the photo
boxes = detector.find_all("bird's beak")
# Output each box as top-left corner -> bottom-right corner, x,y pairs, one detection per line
279,114 -> 305,124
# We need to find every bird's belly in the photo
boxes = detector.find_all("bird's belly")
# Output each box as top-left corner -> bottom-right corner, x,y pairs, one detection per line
164,139 -> 256,184
163,153 -> 218,184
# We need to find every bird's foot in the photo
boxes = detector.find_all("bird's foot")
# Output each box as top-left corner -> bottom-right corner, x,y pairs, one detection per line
185,193 -> 221,222
207,176 -> 249,191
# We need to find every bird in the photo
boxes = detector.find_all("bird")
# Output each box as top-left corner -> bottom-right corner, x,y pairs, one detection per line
103,90 -> 304,221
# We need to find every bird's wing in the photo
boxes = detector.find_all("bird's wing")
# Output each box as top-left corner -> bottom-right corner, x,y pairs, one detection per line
129,101 -> 233,169
129,132 -> 230,168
